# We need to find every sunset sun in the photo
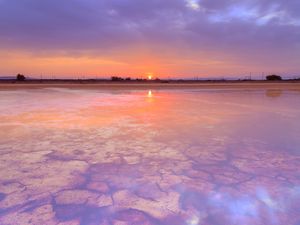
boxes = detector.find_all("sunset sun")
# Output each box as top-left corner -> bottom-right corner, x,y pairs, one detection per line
147,73 -> 153,80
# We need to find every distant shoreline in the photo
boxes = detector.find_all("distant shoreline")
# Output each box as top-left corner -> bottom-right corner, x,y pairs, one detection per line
1,80 -> 300,90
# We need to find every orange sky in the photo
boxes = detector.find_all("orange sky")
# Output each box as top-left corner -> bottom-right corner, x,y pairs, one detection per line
1,49 -> 297,79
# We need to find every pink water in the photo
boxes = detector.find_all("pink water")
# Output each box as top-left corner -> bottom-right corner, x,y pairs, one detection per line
0,88 -> 300,225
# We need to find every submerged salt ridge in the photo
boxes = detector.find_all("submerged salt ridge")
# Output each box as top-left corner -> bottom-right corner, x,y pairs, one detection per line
0,88 -> 300,225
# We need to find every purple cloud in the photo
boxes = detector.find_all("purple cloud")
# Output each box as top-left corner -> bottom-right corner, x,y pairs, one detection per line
0,0 -> 299,76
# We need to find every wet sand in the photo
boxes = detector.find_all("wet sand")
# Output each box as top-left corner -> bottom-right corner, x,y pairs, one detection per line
0,81 -> 300,91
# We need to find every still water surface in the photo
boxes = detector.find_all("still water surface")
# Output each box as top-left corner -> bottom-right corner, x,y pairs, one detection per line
0,87 -> 300,225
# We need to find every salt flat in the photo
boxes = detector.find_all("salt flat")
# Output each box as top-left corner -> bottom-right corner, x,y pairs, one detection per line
0,86 -> 300,225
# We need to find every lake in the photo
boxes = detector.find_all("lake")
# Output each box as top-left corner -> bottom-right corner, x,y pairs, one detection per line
0,86 -> 300,225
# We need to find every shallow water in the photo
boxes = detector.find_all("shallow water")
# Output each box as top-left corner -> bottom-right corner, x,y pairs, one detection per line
0,87 -> 300,225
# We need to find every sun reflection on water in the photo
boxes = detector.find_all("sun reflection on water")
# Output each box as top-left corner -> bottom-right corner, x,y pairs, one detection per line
148,90 -> 153,98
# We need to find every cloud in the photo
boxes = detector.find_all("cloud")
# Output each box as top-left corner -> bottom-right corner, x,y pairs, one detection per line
0,0 -> 299,76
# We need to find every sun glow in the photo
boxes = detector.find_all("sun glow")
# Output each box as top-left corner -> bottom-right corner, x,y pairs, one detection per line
147,72 -> 153,80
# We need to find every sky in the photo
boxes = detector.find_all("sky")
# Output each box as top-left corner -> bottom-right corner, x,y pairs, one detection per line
0,0 -> 299,79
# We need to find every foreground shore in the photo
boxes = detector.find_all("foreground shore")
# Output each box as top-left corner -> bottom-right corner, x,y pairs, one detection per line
1,87 -> 300,224
1,81 -> 300,90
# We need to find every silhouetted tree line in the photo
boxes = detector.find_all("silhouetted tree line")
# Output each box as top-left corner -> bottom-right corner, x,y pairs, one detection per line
16,74 -> 26,81
10,73 -> 296,83
111,76 -> 124,81
266,74 -> 282,81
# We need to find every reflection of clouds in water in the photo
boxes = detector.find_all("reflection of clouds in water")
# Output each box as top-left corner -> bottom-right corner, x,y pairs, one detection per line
178,186 -> 300,225
1,88 -> 300,224
0,193 -> 6,202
